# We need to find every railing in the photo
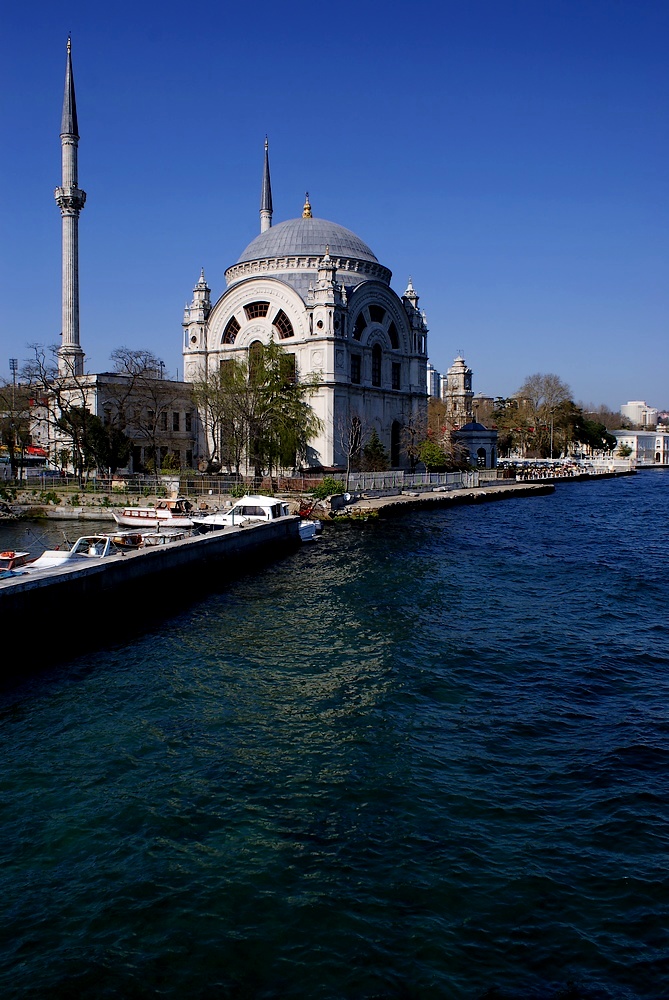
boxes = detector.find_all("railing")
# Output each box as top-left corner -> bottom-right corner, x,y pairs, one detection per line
2,467 -> 517,500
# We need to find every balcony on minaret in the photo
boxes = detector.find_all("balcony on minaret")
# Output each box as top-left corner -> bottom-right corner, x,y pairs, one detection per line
55,184 -> 86,215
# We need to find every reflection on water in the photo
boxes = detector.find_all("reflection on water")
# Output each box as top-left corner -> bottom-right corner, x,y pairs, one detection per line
0,515 -> 117,557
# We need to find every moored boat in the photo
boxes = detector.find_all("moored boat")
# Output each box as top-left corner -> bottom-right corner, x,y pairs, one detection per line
112,497 -> 195,529
0,534 -> 124,582
0,549 -> 32,577
192,494 -> 321,541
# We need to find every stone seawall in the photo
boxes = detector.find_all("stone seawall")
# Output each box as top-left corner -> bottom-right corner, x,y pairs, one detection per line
331,482 -> 555,520
0,518 -> 300,677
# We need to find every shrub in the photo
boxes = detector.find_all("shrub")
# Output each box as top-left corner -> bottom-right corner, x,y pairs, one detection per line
310,476 -> 343,499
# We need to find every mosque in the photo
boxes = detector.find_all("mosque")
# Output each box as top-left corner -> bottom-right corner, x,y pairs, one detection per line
182,140 -> 429,470
44,41 -> 447,474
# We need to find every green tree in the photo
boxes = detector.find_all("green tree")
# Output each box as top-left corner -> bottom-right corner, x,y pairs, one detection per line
570,410 -> 617,453
360,428 -> 389,472
0,380 -> 32,478
192,360 -> 249,476
193,339 -> 322,483
418,438 -> 449,472
86,415 -> 132,474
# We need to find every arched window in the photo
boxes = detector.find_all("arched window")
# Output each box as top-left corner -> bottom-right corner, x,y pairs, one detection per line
249,340 -> 264,382
223,316 -> 240,344
244,301 -> 270,320
391,421 -> 401,467
353,313 -> 366,340
372,344 -> 382,387
273,309 -> 294,339
388,322 -> 399,349
477,448 -> 487,468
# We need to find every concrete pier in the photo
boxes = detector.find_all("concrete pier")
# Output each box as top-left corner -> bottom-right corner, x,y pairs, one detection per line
0,518 -> 300,675
330,482 -> 555,519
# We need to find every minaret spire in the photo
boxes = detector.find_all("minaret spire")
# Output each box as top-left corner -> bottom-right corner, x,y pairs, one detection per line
55,37 -> 86,377
260,136 -> 273,233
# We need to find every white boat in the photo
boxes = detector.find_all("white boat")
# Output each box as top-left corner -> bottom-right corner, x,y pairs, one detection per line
192,494 -> 321,541
17,534 -> 122,574
0,549 -> 32,578
112,497 -> 195,528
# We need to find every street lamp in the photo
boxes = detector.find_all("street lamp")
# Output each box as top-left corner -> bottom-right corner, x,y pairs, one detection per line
9,359 -> 18,481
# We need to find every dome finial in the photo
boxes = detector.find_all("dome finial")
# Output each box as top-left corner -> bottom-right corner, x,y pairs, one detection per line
302,192 -> 312,219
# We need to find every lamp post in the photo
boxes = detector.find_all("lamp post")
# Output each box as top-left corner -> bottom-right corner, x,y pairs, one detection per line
9,359 -> 17,480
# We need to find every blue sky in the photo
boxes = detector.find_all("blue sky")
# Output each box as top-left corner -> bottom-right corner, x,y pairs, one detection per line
2,0 -> 667,410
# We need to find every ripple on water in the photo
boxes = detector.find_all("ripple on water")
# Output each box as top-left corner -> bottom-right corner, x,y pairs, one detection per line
0,476 -> 668,998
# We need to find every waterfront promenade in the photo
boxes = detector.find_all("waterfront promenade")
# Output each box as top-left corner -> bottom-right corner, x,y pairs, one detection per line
0,466 -> 635,524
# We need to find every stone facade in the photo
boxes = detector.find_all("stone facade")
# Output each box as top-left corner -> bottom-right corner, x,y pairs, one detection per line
612,429 -> 669,466
182,170 -> 429,471
442,356 -> 473,426
31,374 -> 202,473
55,39 -> 86,378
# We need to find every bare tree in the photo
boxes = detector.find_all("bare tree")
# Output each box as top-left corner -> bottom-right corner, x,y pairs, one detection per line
401,412 -> 427,473
22,344 -> 99,479
516,373 -> 572,458
108,348 -> 178,472
191,361 -> 249,477
336,411 -> 369,490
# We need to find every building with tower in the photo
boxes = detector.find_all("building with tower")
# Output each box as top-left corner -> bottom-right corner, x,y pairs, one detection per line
182,144 -> 429,471
442,356 -> 473,425
33,44 -> 432,477
440,354 -> 497,468
33,40 -> 202,475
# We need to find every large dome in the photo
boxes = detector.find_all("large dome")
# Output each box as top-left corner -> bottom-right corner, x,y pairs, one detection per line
237,217 -> 379,264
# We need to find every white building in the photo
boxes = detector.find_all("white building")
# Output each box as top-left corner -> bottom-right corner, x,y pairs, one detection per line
613,430 -> 669,466
620,401 -> 659,427
426,363 -> 441,398
182,146 -> 428,471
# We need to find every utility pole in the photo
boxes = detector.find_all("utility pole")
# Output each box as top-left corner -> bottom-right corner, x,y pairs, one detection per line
9,359 -> 18,480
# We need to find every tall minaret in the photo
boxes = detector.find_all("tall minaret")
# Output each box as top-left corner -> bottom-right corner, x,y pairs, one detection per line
55,38 -> 86,377
259,136 -> 273,233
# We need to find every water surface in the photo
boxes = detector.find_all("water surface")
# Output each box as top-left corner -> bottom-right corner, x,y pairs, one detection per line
0,473 -> 667,999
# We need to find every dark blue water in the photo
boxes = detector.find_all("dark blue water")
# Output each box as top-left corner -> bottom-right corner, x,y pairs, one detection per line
1,473 -> 668,999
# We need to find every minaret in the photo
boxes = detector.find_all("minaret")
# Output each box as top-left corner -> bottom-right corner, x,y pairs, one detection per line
260,136 -> 273,233
55,38 -> 86,377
